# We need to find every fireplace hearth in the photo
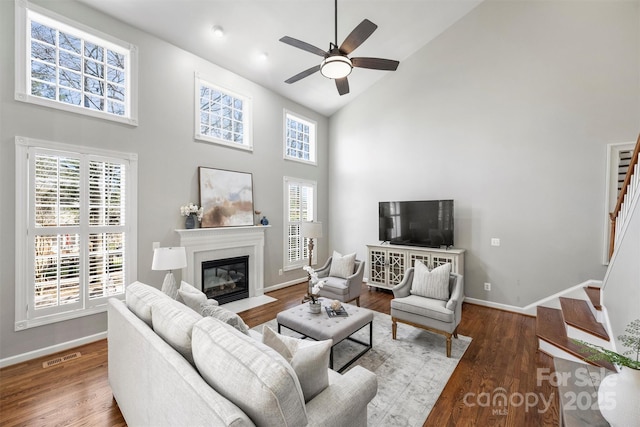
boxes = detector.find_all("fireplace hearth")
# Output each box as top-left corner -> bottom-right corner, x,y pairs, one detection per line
201,256 -> 249,304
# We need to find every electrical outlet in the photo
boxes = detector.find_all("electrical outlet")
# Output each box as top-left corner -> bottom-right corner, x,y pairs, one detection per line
484,282 -> 491,291
278,269 -> 283,276
491,238 -> 500,246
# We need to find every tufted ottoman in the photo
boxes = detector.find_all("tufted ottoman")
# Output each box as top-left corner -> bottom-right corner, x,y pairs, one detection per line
276,298 -> 373,373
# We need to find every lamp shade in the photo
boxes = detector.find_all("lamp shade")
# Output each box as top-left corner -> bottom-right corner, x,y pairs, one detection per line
301,221 -> 323,239
152,247 -> 187,271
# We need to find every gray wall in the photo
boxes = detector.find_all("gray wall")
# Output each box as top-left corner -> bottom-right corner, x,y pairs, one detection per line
328,0 -> 640,307
0,0 -> 328,361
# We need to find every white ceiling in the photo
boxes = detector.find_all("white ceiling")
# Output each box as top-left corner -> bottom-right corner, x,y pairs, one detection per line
77,0 -> 482,116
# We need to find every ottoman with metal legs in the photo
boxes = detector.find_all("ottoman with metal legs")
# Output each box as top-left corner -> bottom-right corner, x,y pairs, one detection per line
276,298 -> 373,373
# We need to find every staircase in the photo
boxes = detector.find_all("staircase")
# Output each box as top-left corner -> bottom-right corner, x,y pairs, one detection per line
536,287 -> 615,372
535,133 -> 640,425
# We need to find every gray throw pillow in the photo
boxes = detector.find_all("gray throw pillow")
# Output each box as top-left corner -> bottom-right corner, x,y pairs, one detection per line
410,261 -> 451,301
201,304 -> 250,335
262,326 -> 332,402
328,250 -> 356,279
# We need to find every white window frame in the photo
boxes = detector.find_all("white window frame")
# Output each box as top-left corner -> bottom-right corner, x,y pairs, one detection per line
283,109 -> 317,165
283,176 -> 317,271
601,141 -> 635,264
195,72 -> 253,152
15,136 -> 138,330
15,0 -> 138,126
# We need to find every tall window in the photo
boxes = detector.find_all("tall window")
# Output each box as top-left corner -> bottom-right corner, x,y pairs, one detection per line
195,73 -> 253,151
15,137 -> 138,330
284,177 -> 317,270
284,110 -> 317,164
15,1 -> 138,125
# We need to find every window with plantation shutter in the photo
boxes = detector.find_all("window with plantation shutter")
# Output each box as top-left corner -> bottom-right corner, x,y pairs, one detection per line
15,137 -> 137,330
284,177 -> 316,270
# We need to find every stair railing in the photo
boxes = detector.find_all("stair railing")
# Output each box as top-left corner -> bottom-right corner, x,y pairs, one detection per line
608,133 -> 640,259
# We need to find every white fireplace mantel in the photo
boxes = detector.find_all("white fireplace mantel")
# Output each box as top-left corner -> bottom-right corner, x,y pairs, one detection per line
176,225 -> 269,298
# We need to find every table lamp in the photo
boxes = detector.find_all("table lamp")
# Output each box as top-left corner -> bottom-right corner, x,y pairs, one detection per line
152,246 -> 187,297
301,221 -> 323,268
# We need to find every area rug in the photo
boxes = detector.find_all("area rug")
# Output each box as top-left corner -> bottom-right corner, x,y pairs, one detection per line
253,311 -> 471,427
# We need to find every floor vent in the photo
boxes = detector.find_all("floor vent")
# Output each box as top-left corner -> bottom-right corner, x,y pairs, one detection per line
42,351 -> 81,368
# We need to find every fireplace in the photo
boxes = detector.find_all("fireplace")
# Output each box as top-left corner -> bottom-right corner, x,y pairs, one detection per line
201,255 -> 249,304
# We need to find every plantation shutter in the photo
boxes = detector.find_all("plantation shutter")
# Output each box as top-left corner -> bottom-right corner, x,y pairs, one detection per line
29,149 -> 127,318
284,178 -> 315,269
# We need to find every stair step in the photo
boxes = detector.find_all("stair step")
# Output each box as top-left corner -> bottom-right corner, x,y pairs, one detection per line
584,286 -> 602,310
559,297 -> 609,341
536,306 -> 616,371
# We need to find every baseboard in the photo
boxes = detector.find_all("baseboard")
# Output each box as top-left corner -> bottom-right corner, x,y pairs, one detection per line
463,297 -> 530,315
465,279 -> 603,317
264,277 -> 306,293
0,331 -> 107,369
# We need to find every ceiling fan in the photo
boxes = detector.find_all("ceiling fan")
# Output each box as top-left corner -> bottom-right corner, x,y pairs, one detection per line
279,0 -> 400,96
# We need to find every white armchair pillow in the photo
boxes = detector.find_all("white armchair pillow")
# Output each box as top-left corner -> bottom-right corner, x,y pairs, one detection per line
328,250 -> 356,279
410,261 -> 451,301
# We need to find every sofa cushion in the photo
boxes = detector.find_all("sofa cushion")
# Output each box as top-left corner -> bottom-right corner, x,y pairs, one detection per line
201,304 -> 250,335
151,298 -> 202,365
410,261 -> 451,301
391,294 -> 454,323
262,326 -> 332,402
192,317 -> 308,427
328,251 -> 356,279
125,281 -> 169,326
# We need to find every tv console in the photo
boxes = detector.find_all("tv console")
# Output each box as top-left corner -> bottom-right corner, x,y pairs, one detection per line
366,243 -> 465,290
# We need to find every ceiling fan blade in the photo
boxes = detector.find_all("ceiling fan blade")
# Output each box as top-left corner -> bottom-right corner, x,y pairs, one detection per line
335,77 -> 349,96
284,65 -> 321,84
279,36 -> 328,57
339,19 -> 377,54
352,57 -> 400,71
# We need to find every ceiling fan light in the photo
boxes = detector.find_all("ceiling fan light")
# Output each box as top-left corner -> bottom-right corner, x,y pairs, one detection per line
320,56 -> 352,79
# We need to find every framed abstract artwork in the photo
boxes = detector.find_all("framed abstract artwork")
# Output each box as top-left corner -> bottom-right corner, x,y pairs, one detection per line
198,167 -> 254,227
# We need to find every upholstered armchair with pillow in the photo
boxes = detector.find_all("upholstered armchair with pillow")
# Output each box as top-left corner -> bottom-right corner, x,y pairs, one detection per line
315,251 -> 365,306
390,262 -> 464,357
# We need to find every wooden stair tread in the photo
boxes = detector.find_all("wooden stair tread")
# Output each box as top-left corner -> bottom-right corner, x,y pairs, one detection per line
536,306 -> 616,372
584,286 -> 602,310
559,297 -> 609,341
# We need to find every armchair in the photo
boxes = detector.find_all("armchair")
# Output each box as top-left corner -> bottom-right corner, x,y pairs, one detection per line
315,255 -> 365,306
390,265 -> 464,357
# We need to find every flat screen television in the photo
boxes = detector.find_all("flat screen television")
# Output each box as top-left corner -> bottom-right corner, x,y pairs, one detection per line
378,200 -> 454,248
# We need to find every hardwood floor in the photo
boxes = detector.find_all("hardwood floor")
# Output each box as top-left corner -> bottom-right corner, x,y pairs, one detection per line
0,282 -> 559,426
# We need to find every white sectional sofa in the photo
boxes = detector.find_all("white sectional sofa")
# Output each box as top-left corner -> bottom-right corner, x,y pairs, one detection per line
107,281 -> 378,426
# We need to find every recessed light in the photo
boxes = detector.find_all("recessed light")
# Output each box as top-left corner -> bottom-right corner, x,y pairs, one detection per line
212,25 -> 224,38
258,52 -> 269,61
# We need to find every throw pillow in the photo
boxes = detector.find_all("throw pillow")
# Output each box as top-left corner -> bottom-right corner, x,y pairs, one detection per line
328,250 -> 356,279
200,304 -> 250,335
178,289 -> 207,313
262,326 -> 332,402
151,298 -> 202,365
192,317 -> 308,427
410,261 -> 452,301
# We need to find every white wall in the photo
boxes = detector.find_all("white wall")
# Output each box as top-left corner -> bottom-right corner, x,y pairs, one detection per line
0,0 -> 329,361
328,0 -> 640,307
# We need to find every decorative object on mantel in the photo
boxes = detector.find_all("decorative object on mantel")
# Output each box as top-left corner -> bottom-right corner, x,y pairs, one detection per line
254,210 -> 262,225
303,265 -> 326,313
198,167 -> 254,228
151,247 -> 187,299
180,203 -> 204,229
260,216 -> 269,226
575,318 -> 640,426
